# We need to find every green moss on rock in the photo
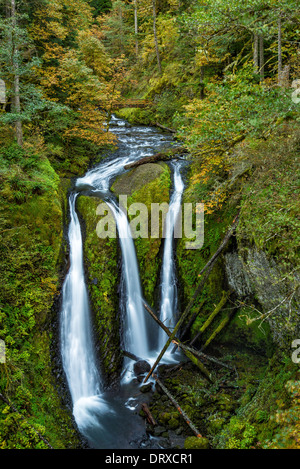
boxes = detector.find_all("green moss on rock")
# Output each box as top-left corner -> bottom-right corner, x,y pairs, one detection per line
0,158 -> 80,448
184,436 -> 210,449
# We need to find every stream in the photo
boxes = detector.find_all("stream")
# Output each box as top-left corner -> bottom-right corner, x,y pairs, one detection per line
60,116 -> 185,449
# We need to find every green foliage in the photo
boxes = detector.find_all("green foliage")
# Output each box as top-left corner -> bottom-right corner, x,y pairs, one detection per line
0,143 -> 79,448
216,416 -> 258,449
178,66 -> 298,150
266,380 -> 300,449
237,124 -> 300,268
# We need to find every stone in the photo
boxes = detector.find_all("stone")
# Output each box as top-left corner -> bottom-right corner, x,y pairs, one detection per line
111,163 -> 166,196
133,359 -> 151,376
224,251 -> 252,297
184,436 -> 210,450
153,426 -> 167,437
168,417 -> 179,430
140,383 -> 152,393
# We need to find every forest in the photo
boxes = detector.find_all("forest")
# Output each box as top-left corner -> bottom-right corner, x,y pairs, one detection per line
0,0 -> 299,451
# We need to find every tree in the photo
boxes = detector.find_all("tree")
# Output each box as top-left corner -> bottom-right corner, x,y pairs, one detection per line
28,0 -> 115,147
0,0 -> 52,146
134,0 -> 138,57
88,0 -> 112,16
152,0 -> 162,74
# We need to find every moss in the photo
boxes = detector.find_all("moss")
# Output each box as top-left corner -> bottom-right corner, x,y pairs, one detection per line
184,436 -> 210,449
76,195 -> 122,387
114,108 -> 155,126
111,163 -> 166,196
0,155 -> 80,448
219,306 -> 275,357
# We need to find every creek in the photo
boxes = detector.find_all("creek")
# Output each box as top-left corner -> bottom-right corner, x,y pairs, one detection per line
60,116 -> 185,449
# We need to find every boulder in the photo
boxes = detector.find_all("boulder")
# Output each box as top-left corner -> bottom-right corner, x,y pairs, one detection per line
133,359 -> 151,376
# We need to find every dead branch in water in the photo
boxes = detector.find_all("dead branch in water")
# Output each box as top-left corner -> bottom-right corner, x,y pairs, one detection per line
144,211 -> 241,381
141,403 -> 157,426
143,302 -> 213,382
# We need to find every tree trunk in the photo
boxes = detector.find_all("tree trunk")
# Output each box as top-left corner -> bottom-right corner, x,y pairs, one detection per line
119,5 -> 124,55
10,0 -> 23,147
253,34 -> 259,73
134,0 -> 138,58
152,0 -> 162,74
259,34 -> 264,82
278,14 -> 283,85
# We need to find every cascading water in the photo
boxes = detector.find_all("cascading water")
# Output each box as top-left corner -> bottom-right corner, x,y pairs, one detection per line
60,193 -> 114,437
59,116 -> 184,448
106,199 -> 150,361
158,163 -> 184,354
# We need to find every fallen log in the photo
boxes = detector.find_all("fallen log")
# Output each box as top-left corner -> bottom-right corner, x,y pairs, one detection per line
190,291 -> 230,346
170,266 -> 214,354
174,342 -> 235,371
144,211 -> 241,377
177,299 -> 205,342
200,308 -> 238,352
124,146 -> 188,170
153,122 -> 177,133
144,302 -> 233,372
153,374 -> 202,438
171,210 -> 240,353
143,302 -> 213,382
122,350 -> 140,362
141,403 -> 157,426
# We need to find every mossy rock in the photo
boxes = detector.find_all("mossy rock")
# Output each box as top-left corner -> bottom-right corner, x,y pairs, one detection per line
168,417 -> 180,430
184,436 -> 210,449
111,162 -> 167,196
0,156 -> 82,448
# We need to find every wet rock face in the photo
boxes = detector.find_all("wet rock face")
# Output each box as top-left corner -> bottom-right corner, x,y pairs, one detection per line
134,360 -> 151,376
243,248 -> 300,347
225,246 -> 300,348
224,251 -> 252,298
111,163 -> 166,196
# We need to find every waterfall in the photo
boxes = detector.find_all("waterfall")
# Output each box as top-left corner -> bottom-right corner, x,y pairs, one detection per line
60,193 -> 101,403
60,193 -> 109,432
59,116 -> 183,447
158,163 -> 184,352
106,199 -> 150,360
